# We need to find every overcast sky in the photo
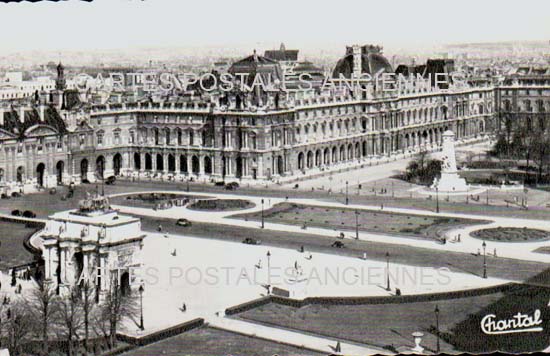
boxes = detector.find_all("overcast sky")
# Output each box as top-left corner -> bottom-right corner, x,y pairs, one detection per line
0,0 -> 548,54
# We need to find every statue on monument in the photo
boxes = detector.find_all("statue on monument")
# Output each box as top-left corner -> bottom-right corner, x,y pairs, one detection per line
431,130 -> 469,192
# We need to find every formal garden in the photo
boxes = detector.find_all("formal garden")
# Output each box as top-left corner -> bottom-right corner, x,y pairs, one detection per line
187,198 -> 255,211
471,227 -> 550,242
122,326 -> 322,356
234,203 -> 486,242
232,283 -> 550,354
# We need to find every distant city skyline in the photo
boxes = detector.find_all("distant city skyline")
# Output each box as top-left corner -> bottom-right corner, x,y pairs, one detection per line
0,0 -> 548,55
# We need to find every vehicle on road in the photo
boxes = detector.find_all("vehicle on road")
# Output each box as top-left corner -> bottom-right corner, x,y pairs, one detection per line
242,237 -> 261,245
331,241 -> 345,248
225,182 -> 239,190
176,218 -> 192,227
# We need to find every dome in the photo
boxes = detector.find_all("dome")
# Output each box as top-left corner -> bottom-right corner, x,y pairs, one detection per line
332,45 -> 393,78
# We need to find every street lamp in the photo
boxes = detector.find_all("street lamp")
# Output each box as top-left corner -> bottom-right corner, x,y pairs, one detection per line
139,285 -> 144,331
261,199 -> 265,229
385,252 -> 391,291
355,210 -> 360,240
266,250 -> 271,284
434,305 -> 440,354
435,186 -> 440,213
482,241 -> 487,279
345,181 -> 349,205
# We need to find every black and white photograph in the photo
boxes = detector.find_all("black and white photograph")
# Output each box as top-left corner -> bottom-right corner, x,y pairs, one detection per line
0,0 -> 549,355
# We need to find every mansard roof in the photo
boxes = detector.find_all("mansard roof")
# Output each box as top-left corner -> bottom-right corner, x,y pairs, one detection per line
0,105 -> 67,139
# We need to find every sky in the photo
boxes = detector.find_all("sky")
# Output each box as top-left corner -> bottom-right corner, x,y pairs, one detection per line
0,0 -> 548,54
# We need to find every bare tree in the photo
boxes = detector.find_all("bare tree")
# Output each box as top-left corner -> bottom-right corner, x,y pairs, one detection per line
27,280 -> 59,356
6,301 -> 34,356
98,272 -> 139,349
56,286 -> 84,356
81,281 -> 95,353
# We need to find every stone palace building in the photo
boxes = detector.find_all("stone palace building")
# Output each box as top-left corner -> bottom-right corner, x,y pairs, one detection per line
0,45 -> 548,193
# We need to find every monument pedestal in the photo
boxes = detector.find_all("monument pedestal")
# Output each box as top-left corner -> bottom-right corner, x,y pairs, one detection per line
433,173 -> 469,192
432,130 -> 469,193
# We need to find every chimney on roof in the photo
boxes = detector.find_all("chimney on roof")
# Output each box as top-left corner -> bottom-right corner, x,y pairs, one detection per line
352,45 -> 362,79
39,104 -> 45,122
19,106 -> 25,123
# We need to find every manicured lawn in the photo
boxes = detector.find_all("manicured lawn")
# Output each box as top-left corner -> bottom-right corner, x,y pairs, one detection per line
534,246 -> 550,255
122,326 -> 322,356
110,192 -> 208,209
472,227 -> 550,242
188,199 -> 255,211
0,220 -> 40,270
236,284 -> 550,354
234,203 -> 486,242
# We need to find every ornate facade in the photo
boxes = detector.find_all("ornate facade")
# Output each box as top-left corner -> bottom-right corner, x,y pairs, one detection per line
3,49 -> 547,192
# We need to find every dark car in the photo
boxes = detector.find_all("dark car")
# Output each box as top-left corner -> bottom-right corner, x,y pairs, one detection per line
81,179 -> 90,184
242,237 -> 261,245
214,181 -> 225,187
176,218 -> 192,227
105,176 -> 116,185
22,210 -> 36,218
225,182 -> 239,190
11,209 -> 21,216
331,241 -> 345,248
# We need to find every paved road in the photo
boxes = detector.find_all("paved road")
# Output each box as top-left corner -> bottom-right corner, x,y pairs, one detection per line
136,216 -> 548,284
208,316 -> 392,355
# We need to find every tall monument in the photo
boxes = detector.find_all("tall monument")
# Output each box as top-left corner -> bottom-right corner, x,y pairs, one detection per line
431,130 -> 469,192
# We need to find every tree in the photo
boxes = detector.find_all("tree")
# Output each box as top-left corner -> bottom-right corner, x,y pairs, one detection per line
81,281 -> 95,353
405,151 -> 442,185
6,301 -> 34,356
98,273 -> 139,349
56,286 -> 84,356
27,281 -> 59,356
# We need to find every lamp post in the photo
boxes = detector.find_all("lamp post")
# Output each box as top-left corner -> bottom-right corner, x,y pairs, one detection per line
435,305 -> 440,354
435,186 -> 440,213
266,250 -> 271,284
385,252 -> 391,291
139,285 -> 144,331
482,241 -> 487,279
345,181 -> 349,205
186,178 -> 190,192
261,199 -> 265,229
355,210 -> 359,240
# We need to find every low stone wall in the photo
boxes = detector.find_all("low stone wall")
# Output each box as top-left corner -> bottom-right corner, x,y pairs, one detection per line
116,317 -> 205,347
226,283 -> 517,315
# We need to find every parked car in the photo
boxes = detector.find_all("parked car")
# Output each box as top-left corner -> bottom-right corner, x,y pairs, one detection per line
105,176 -> 116,185
11,192 -> 21,198
176,218 -> 192,227
225,182 -> 239,190
81,179 -> 90,184
22,210 -> 36,218
331,241 -> 345,248
214,181 -> 225,187
242,237 -> 261,245
11,210 -> 21,216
